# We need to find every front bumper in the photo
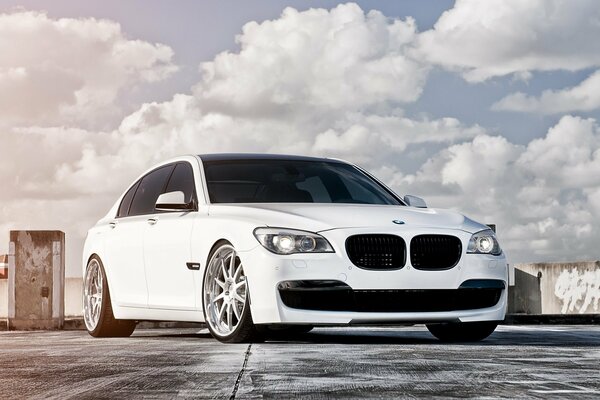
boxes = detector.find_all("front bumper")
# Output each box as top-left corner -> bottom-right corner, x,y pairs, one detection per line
240,227 -> 508,325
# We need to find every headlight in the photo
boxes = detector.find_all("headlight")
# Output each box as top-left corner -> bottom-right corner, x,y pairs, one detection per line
253,227 -> 334,255
467,229 -> 502,255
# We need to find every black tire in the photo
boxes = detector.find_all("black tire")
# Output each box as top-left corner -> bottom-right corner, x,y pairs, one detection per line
202,241 -> 262,343
85,256 -> 136,338
426,321 -> 498,342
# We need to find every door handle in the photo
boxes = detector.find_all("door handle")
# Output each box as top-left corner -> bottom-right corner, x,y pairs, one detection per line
147,217 -> 158,225
109,221 -> 117,229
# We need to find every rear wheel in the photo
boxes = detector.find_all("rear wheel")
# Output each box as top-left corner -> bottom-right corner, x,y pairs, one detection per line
426,321 -> 498,342
202,242 -> 261,343
84,256 -> 136,337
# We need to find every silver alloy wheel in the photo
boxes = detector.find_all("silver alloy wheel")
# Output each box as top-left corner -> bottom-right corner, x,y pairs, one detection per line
83,259 -> 103,332
204,245 -> 247,337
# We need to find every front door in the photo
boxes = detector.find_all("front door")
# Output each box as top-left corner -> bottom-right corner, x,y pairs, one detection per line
143,162 -> 198,310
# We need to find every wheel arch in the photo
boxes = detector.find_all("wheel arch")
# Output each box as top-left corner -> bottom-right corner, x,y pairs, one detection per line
86,252 -> 100,265
201,237 -> 260,342
83,253 -> 116,304
205,238 -> 233,267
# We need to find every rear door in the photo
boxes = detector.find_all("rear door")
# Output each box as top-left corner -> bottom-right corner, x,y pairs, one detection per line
143,162 -> 198,310
103,164 -> 174,307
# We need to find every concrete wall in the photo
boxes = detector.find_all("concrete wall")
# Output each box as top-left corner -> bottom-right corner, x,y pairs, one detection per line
65,278 -> 83,317
514,261 -> 600,314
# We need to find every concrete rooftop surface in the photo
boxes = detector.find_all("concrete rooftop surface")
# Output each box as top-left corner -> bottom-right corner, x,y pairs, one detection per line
1,326 -> 599,399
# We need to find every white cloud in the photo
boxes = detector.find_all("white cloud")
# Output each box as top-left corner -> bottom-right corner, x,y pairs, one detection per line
196,4 -> 427,111
311,114 -> 485,163
401,115 -> 600,263
492,70 -> 600,114
0,4 -> 477,274
414,0 -> 600,81
0,9 -> 177,271
0,10 -> 177,128
518,116 -> 600,188
2,3 -> 600,274
47,3 -> 478,200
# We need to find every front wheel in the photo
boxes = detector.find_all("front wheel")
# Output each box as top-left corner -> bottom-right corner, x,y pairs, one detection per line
83,256 -> 136,337
202,242 -> 261,343
426,321 -> 498,342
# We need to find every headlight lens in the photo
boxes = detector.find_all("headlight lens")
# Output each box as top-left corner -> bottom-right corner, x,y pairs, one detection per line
467,229 -> 502,255
253,228 -> 334,255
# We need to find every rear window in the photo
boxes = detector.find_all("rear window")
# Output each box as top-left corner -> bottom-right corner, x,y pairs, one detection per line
129,165 -> 175,216
117,181 -> 140,218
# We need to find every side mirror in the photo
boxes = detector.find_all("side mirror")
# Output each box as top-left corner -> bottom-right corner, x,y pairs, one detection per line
404,195 -> 427,208
155,191 -> 194,211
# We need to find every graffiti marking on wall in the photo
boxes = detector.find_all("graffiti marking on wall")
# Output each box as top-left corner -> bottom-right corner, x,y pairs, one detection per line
554,268 -> 600,314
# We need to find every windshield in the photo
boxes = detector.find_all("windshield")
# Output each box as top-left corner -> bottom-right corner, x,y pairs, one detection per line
202,159 -> 403,205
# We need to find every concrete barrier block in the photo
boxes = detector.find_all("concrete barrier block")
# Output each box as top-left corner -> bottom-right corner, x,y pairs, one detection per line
8,230 -> 65,330
508,268 -> 542,314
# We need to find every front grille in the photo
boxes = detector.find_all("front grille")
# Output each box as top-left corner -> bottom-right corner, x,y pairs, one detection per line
278,280 -> 504,313
345,234 -> 406,270
410,235 -> 462,270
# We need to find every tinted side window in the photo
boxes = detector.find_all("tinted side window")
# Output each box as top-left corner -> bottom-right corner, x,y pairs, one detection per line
129,165 -> 175,216
340,173 -> 389,204
165,163 -> 196,204
117,181 -> 140,218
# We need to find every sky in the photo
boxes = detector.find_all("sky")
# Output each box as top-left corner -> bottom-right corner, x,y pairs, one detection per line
1,0 -> 599,276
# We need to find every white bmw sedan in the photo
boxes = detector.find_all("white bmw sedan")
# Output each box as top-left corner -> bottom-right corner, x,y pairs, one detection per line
83,154 -> 508,343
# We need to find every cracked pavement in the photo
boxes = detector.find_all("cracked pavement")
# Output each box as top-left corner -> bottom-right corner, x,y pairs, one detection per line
1,325 -> 599,399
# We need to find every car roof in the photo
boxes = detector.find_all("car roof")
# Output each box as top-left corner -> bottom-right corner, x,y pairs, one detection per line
197,153 -> 345,163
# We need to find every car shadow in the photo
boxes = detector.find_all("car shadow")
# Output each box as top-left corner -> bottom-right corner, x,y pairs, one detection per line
150,326 -> 600,347
268,326 -> 600,347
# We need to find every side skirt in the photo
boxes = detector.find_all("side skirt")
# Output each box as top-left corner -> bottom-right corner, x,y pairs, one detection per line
113,305 -> 205,323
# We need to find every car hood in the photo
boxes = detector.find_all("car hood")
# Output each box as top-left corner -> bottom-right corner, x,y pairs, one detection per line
208,203 -> 489,234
